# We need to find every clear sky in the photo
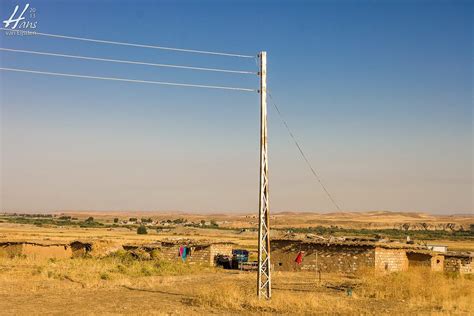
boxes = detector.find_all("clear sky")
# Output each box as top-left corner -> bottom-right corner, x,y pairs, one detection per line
0,0 -> 472,214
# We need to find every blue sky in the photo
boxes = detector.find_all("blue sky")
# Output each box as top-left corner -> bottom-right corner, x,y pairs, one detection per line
0,0 -> 472,213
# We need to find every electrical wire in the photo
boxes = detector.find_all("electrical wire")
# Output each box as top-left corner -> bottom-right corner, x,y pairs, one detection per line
268,92 -> 342,211
0,67 -> 257,92
0,28 -> 255,58
0,47 -> 257,75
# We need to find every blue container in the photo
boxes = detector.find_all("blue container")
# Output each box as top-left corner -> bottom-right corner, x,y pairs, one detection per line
232,249 -> 249,263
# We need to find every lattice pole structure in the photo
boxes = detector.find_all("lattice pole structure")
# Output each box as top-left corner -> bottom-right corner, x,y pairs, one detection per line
257,51 -> 271,299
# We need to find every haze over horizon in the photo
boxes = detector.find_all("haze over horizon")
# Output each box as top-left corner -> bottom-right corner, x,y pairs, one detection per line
1,1 -> 472,214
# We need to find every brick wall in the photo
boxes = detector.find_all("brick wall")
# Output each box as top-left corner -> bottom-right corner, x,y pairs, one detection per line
375,247 -> 408,272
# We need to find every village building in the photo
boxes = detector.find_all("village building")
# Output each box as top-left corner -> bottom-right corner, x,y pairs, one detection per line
123,240 -> 234,266
0,240 -> 118,259
2,237 -> 471,275
0,241 -> 72,259
271,238 -> 447,274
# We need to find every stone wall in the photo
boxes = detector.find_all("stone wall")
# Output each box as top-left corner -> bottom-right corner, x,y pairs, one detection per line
271,240 -> 375,274
375,247 -> 408,272
209,244 -> 234,265
272,240 -> 449,274
444,256 -> 473,274
459,257 -> 473,274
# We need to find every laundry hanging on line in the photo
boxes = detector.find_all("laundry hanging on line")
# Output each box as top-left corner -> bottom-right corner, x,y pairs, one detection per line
178,246 -> 191,261
295,251 -> 304,265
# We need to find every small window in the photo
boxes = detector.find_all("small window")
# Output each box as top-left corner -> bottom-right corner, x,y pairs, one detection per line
278,262 -> 283,266
436,259 -> 440,264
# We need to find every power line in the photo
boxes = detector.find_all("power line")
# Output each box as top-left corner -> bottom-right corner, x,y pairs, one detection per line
0,67 -> 257,92
0,28 -> 255,58
0,47 -> 257,75
268,92 -> 342,211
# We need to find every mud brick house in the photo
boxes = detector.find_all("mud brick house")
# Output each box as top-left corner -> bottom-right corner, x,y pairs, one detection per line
0,240 -> 118,259
271,238 -> 445,274
0,241 -> 72,259
124,240 -> 234,266
444,252 -> 473,274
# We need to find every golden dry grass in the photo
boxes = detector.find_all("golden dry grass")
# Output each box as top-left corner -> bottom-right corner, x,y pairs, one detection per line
191,269 -> 474,314
357,268 -> 473,313
0,252 -> 209,288
0,254 -> 472,315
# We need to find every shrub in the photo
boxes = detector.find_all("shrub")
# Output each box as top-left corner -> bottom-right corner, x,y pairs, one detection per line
137,225 -> 148,234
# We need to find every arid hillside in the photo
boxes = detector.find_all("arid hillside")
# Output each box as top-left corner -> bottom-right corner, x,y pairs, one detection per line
55,210 -> 473,230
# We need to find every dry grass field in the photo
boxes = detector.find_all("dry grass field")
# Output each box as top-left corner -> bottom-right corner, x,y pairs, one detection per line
0,211 -> 473,315
0,255 -> 472,315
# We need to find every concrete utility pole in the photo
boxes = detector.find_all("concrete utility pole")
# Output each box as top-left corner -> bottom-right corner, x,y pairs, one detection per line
257,51 -> 271,299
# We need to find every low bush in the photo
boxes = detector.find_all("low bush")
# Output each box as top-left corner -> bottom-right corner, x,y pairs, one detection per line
137,225 -> 148,234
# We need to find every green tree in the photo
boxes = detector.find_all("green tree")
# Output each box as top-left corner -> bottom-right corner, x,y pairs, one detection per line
113,218 -> 119,223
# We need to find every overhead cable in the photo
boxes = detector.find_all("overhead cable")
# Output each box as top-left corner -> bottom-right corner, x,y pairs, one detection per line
0,67 -> 257,92
0,28 -> 255,58
0,47 -> 257,75
268,92 -> 342,211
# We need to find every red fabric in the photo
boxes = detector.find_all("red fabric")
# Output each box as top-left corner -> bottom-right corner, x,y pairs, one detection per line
295,252 -> 304,265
